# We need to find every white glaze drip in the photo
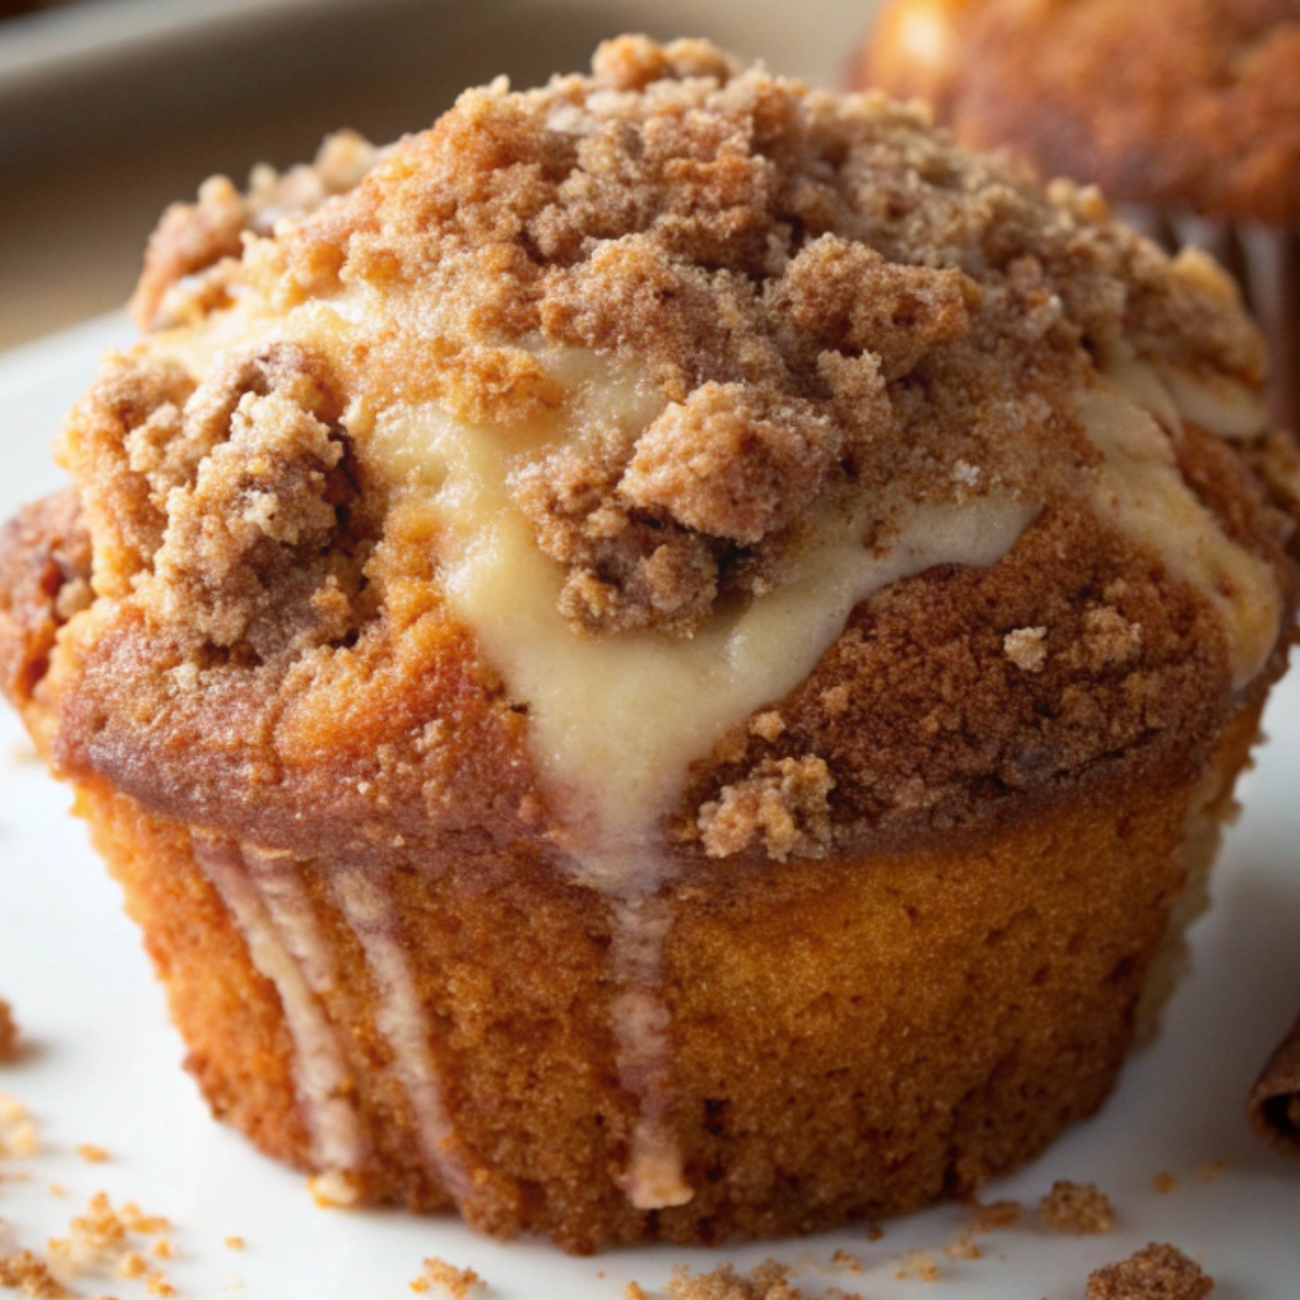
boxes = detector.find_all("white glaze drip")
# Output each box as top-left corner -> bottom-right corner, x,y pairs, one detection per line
195,840 -> 366,1175
331,866 -> 475,1203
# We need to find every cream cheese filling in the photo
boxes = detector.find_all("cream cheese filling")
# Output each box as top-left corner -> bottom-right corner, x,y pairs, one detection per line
1090,349 -> 1282,688
372,378 -> 1035,899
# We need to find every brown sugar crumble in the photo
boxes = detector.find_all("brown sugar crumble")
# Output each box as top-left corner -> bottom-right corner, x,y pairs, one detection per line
1003,626 -> 1048,672
697,755 -> 835,861
1039,1180 -> 1116,1234
408,1258 -> 483,1298
76,1146 -> 110,1165
1085,1242 -> 1214,1300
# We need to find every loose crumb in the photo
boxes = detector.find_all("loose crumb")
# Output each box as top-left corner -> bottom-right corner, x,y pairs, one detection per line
0,1251 -> 69,1298
224,1237 -> 245,1251
1154,1172 -> 1178,1195
893,1250 -> 940,1282
409,1258 -> 484,1299
0,1000 -> 17,1060
77,1145 -> 111,1165
666,1261 -> 842,1300
1003,625 -> 1048,672
1039,1180 -> 1116,1234
1195,1161 -> 1224,1184
831,1249 -> 863,1272
944,1236 -> 983,1261
624,1285 -> 648,1300
119,1205 -> 169,1237
307,1170 -> 359,1208
145,1271 -> 176,1298
1085,1242 -> 1214,1300
0,1095 -> 41,1158
967,1199 -> 1022,1233
150,1239 -> 173,1260
865,1223 -> 884,1242
117,1251 -> 147,1278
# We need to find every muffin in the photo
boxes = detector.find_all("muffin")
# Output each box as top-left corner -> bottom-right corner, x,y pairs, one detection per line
2,36 -> 1298,1254
859,0 -> 1300,432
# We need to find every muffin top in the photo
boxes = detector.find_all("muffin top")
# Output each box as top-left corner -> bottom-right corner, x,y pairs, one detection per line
5,37 -> 1296,880
863,0 -> 1300,223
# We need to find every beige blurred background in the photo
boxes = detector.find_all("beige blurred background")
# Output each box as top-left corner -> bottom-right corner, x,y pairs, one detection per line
0,0 -> 868,351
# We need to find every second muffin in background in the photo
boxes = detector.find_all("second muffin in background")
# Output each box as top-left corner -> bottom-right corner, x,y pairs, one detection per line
861,0 -> 1300,432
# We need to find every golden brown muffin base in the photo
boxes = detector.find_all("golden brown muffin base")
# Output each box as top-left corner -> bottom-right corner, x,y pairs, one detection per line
69,686 -> 1265,1253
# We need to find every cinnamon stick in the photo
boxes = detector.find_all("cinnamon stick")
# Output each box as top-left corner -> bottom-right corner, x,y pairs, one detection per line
1248,1013 -> 1300,1156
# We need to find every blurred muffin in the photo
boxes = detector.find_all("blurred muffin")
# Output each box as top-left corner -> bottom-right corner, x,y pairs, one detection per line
2,37 -> 1299,1252
861,0 -> 1300,431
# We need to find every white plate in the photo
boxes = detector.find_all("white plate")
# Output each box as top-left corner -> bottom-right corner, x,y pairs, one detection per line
3,312 -> 1300,1298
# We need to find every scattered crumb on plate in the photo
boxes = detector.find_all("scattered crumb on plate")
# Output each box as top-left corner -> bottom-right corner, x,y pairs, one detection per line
967,1199 -> 1022,1233
1085,1242 -> 1214,1300
1154,1172 -> 1178,1195
944,1235 -> 982,1261
893,1249 -> 940,1282
0,1092 -> 40,1156
665,1260 -> 857,1299
408,1257 -> 484,1298
306,1170 -> 359,1209
1039,1180 -> 1116,1234
0,1250 -> 70,1298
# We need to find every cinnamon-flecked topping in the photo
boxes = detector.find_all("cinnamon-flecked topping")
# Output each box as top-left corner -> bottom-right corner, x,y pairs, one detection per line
1085,1242 -> 1215,1300
1,37 -> 1295,866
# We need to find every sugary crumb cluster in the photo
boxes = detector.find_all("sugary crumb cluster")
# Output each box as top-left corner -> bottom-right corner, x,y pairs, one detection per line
665,1260 -> 848,1300
1039,1179 -> 1117,1234
1086,1242 -> 1215,1300
119,36 -> 1266,645
408,1257 -> 484,1297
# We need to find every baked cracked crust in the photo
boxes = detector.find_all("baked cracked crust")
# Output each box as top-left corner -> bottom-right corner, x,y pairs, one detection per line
2,37 -> 1298,1250
861,0 -> 1300,224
